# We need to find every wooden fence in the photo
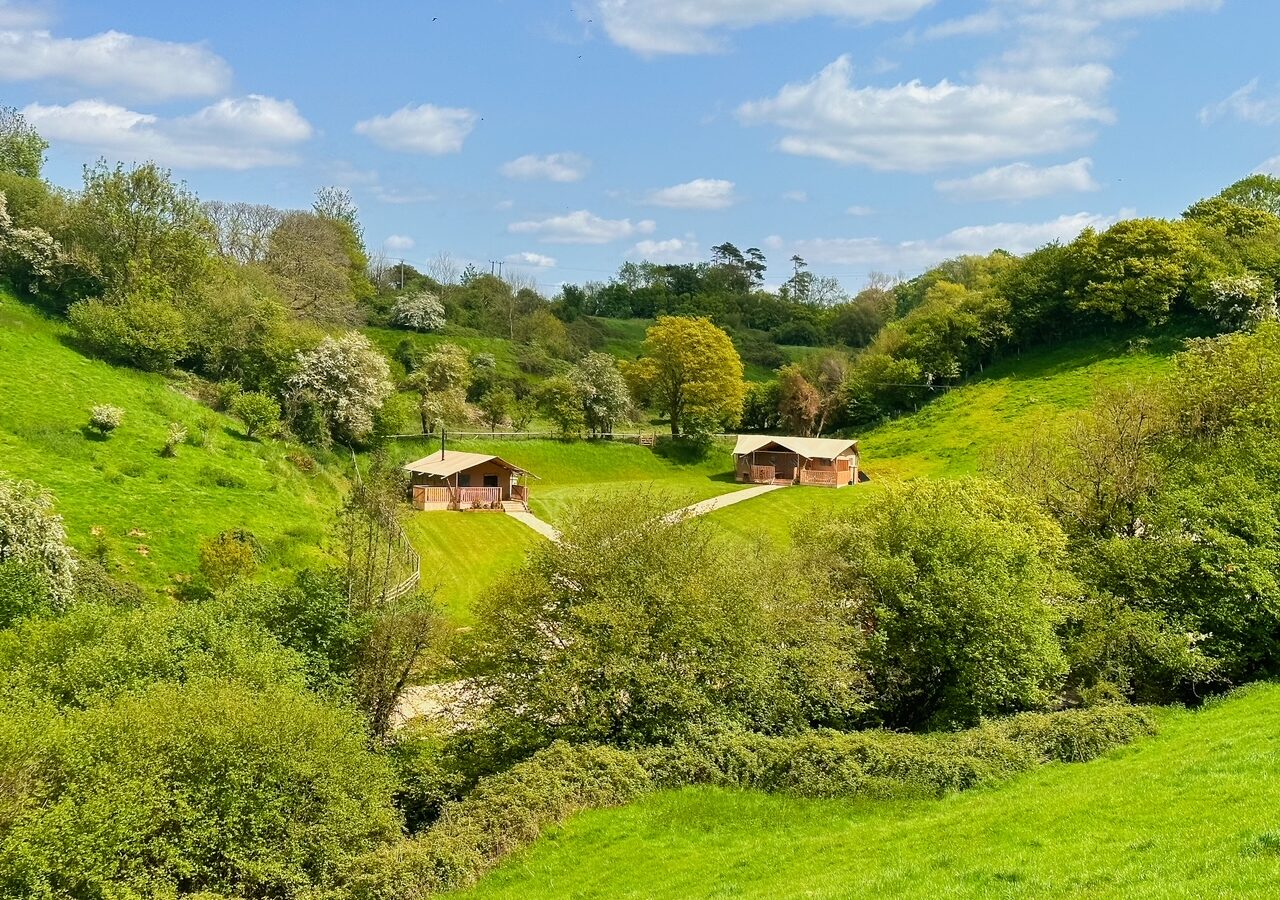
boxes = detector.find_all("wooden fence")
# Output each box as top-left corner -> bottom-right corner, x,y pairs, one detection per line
350,449 -> 422,602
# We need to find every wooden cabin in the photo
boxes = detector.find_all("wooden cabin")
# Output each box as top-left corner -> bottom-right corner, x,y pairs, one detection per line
404,450 -> 537,511
733,435 -> 860,487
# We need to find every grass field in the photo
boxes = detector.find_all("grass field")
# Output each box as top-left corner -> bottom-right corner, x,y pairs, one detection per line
0,294 -> 345,589
403,512 -> 541,625
857,329 -> 1192,479
465,683 -> 1280,899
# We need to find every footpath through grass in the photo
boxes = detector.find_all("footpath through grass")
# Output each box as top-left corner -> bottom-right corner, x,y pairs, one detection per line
464,683 -> 1280,899
0,294 -> 344,589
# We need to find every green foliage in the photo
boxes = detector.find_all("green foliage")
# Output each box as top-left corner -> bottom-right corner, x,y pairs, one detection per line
336,742 -> 650,900
0,107 -> 47,179
627,315 -> 745,436
536,374 -> 585,437
198,529 -> 262,590
0,600 -> 307,709
570,351 -> 632,436
230,390 -> 281,439
68,290 -> 192,372
467,492 -> 868,749
1069,219 -> 1200,324
392,289 -> 445,332
810,480 -> 1070,728
0,681 -> 400,899
62,160 -> 213,303
1172,322 -> 1280,439
478,386 -> 513,432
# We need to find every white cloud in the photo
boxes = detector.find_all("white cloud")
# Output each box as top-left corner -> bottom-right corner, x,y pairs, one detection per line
384,235 -> 415,251
783,210 -> 1127,273
936,157 -> 1100,201
628,237 -> 702,263
509,210 -> 655,244
1258,156 -> 1280,176
738,56 -> 1112,172
500,152 -> 591,182
355,103 -> 477,155
22,95 -> 312,169
593,0 -> 932,55
782,190 -> 809,203
847,205 -> 875,216
0,27 -> 230,99
507,251 -> 558,268
0,2 -> 49,28
1200,80 -> 1280,127
645,178 -> 737,209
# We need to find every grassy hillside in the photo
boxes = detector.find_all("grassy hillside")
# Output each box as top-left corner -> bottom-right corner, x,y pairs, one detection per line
0,294 -> 345,588
858,329 -> 1190,479
465,683 -> 1280,899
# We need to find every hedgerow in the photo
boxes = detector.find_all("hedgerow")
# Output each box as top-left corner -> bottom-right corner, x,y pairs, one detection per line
328,705 -> 1155,898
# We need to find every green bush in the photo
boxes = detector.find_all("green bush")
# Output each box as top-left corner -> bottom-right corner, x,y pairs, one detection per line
231,390 -> 281,439
0,681 -> 401,899
335,742 -> 650,899
68,292 -> 191,372
88,403 -> 124,435
0,601 -> 307,710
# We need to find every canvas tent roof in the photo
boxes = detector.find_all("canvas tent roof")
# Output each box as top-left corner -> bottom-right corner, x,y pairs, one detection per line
403,450 -> 536,479
732,435 -> 859,459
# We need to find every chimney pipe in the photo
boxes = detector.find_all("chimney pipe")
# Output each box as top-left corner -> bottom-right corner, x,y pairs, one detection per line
440,427 -> 446,459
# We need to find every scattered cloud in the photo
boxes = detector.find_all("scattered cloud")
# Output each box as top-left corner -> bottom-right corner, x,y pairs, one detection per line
627,237 -> 702,263
22,94 -> 312,169
508,209 -> 656,244
355,103 -> 477,155
645,178 -> 737,209
507,251 -> 558,268
738,56 -> 1112,172
371,186 -> 437,205
384,235 -> 415,251
782,190 -> 809,203
935,158 -> 1100,201
780,210 -> 1128,273
593,0 -> 932,55
1258,156 -> 1280,176
0,26 -> 231,99
1200,80 -> 1280,127
500,152 -> 591,182
847,205 -> 875,215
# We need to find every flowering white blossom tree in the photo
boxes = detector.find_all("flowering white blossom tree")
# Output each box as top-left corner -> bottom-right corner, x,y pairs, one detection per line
288,334 -> 393,443
391,289 -> 445,332
0,476 -> 76,608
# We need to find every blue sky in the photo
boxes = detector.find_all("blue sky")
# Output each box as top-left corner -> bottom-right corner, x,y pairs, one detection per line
3,0 -> 1277,294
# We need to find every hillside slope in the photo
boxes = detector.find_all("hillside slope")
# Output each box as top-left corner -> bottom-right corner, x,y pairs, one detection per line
465,684 -> 1280,899
0,293 -> 346,588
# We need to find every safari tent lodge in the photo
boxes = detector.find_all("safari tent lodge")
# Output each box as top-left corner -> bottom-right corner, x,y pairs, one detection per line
404,450 -> 536,511
733,435 -> 861,488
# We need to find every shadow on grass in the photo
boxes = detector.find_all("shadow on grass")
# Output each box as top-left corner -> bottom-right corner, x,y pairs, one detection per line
80,426 -> 110,442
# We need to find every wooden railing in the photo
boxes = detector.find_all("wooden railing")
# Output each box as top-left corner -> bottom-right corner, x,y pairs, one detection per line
748,465 -> 776,483
457,487 -> 502,506
799,468 -> 839,486
512,484 -> 529,503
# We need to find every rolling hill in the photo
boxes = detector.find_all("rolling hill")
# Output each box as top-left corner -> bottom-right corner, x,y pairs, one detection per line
464,683 -> 1280,899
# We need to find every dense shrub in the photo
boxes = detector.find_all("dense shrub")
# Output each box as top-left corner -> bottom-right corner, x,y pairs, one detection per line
467,492 -> 868,750
0,601 -> 308,709
640,705 -> 1154,800
334,742 -> 650,899
808,479 -> 1072,729
198,529 -> 263,590
0,681 -> 401,899
68,291 -> 191,372
230,390 -> 281,439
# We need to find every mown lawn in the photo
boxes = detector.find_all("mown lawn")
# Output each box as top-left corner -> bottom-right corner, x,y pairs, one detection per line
403,511 -> 541,626
465,683 -> 1280,899
0,294 -> 345,589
